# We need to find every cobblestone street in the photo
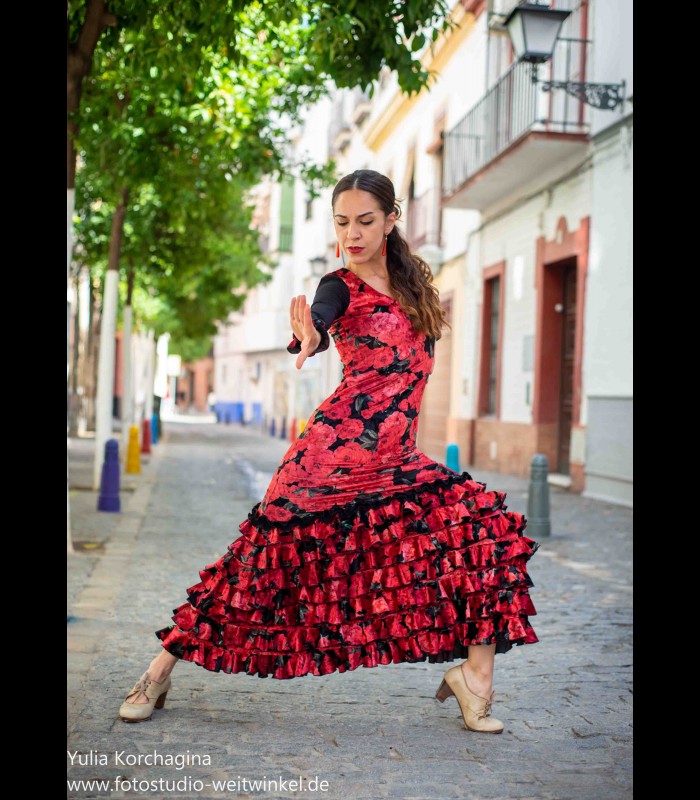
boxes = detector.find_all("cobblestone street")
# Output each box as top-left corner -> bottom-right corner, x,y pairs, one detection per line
67,419 -> 632,800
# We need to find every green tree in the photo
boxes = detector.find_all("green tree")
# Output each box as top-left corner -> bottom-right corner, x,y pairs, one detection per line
68,0 -> 452,193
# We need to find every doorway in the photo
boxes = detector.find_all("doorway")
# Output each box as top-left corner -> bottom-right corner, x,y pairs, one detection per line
557,261 -> 577,473
536,256 -> 578,475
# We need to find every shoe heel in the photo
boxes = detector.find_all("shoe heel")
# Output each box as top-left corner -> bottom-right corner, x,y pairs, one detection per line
435,678 -> 454,703
154,692 -> 168,710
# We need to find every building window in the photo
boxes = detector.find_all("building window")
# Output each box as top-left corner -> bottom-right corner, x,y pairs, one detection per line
478,264 -> 505,418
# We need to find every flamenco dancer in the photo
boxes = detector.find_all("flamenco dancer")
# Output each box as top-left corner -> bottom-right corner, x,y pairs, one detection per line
119,170 -> 539,734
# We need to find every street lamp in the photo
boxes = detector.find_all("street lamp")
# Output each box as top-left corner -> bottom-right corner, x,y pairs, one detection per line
309,255 -> 328,277
504,1 -> 626,111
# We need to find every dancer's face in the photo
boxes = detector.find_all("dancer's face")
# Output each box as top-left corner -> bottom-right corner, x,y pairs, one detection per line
333,189 -> 395,263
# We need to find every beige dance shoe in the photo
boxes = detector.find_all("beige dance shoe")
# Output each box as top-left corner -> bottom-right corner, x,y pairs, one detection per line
118,671 -> 172,722
435,664 -> 504,734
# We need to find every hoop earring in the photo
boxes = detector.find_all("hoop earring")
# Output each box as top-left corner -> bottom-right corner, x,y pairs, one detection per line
381,236 -> 387,257
336,241 -> 340,259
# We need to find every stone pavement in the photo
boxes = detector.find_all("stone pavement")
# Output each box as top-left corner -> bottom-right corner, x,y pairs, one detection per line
67,418 -> 632,800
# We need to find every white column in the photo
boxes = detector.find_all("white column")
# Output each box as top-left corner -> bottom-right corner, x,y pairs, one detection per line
93,269 -> 119,490
151,332 -> 169,417
67,187 -> 76,553
67,189 -> 75,285
143,329 -> 156,423
121,305 -> 134,456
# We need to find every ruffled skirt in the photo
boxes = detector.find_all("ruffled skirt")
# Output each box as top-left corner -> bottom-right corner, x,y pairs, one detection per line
155,473 -> 539,679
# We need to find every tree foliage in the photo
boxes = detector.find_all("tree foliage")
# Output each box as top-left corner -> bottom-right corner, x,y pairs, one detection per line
68,0 -> 453,358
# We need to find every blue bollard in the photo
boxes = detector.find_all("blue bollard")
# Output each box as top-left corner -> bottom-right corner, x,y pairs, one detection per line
446,443 -> 460,473
270,418 -> 276,437
97,439 -> 121,512
151,412 -> 159,444
280,416 -> 287,439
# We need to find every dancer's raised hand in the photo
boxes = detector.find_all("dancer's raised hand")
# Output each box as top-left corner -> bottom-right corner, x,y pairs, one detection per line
289,295 -> 321,370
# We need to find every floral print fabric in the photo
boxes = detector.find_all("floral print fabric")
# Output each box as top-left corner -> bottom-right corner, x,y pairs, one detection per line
156,267 -> 539,678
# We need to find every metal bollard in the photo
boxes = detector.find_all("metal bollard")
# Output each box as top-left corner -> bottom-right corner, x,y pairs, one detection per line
526,453 -> 551,538
270,418 -> 276,437
446,443 -> 460,473
280,416 -> 287,439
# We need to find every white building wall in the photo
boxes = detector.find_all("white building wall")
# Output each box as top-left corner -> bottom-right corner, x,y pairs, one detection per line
586,135 -> 633,388
479,168 -> 591,424
584,117 -> 633,505
590,0 -> 633,137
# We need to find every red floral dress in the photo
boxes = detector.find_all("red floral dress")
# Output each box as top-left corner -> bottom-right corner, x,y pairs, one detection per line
156,267 -> 539,679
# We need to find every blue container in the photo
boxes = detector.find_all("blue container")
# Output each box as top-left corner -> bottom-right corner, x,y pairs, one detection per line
151,412 -> 159,444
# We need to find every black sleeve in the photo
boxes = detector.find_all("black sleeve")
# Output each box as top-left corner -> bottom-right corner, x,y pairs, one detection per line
287,275 -> 351,356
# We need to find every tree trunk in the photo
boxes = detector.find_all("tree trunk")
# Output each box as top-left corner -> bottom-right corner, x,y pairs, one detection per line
67,187 -> 75,553
145,329 -> 157,424
68,269 -> 81,436
121,267 -> 136,457
67,0 -> 116,190
68,0 -> 116,549
86,273 -> 99,432
93,187 -> 129,490
74,266 -> 91,435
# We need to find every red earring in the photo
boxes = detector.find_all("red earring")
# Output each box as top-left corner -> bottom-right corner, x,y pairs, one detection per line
381,236 -> 387,257
336,241 -> 340,258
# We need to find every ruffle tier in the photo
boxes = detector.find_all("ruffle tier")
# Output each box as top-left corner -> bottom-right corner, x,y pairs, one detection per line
156,473 -> 539,679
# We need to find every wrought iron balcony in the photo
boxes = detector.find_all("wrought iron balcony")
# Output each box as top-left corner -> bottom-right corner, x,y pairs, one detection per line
442,52 -> 590,209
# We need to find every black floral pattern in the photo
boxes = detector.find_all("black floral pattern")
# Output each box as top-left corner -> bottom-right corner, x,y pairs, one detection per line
156,267 -> 539,679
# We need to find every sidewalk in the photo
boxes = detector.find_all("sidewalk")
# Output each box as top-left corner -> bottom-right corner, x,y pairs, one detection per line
67,420 -> 632,800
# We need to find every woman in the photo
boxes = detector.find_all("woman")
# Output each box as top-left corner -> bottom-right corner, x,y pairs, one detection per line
119,170 -> 539,734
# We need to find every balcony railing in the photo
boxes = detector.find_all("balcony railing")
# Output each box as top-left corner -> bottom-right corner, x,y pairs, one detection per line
443,43 -> 588,200
406,188 -> 441,251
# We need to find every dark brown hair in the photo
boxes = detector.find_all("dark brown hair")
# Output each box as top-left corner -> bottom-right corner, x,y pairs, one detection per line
332,169 -> 448,339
